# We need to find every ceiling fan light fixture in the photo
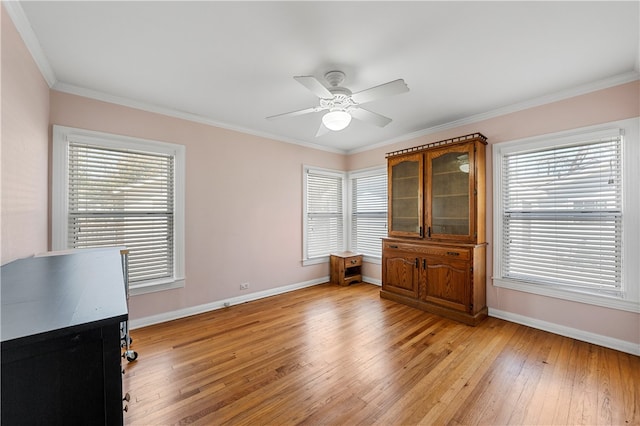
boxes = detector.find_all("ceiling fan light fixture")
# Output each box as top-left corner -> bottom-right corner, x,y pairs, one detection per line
322,110 -> 352,131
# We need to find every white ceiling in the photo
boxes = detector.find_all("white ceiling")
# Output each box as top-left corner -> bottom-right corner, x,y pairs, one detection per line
12,1 -> 640,153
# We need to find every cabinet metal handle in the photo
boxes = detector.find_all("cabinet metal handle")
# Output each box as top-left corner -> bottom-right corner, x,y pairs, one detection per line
415,258 -> 419,268
422,259 -> 426,269
447,251 -> 460,256
389,245 -> 398,249
427,227 -> 431,237
350,260 -> 357,264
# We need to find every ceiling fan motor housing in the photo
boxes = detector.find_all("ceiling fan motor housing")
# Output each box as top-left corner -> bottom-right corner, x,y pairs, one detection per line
324,70 -> 346,87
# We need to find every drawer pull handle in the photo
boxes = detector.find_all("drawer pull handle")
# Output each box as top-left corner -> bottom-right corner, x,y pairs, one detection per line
447,251 -> 460,256
350,260 -> 358,264
389,245 -> 398,249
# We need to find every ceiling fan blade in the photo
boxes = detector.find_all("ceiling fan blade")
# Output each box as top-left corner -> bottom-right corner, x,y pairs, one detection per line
315,122 -> 330,137
294,76 -> 334,99
351,79 -> 409,104
349,107 -> 393,127
266,106 -> 322,120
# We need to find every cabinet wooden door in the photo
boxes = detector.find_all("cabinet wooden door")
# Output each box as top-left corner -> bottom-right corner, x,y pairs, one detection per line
424,257 -> 470,313
426,143 -> 476,242
382,252 -> 419,299
388,153 -> 423,238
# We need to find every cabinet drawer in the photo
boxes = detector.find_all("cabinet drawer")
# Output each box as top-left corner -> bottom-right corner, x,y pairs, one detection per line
383,242 -> 470,260
423,247 -> 470,260
383,241 -> 418,252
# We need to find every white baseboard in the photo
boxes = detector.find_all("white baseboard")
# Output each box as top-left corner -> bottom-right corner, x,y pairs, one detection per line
363,276 -> 381,286
489,308 -> 640,356
129,276 -> 329,329
130,276 -> 383,329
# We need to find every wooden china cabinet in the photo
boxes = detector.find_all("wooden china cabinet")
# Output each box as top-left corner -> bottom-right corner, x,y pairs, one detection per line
381,133 -> 488,325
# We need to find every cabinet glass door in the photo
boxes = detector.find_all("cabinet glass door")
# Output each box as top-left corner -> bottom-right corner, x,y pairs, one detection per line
388,154 -> 423,237
427,145 -> 473,240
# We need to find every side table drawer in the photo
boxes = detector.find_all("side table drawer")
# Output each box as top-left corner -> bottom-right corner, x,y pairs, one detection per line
344,256 -> 362,267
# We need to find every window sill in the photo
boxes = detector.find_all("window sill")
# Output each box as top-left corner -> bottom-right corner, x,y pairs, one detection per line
302,256 -> 329,266
303,255 -> 381,266
129,277 -> 185,296
493,277 -> 640,313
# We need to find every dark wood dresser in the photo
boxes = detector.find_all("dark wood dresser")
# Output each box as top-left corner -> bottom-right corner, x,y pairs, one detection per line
1,249 -> 128,425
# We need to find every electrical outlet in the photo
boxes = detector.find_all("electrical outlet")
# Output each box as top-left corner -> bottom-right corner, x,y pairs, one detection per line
240,282 -> 249,290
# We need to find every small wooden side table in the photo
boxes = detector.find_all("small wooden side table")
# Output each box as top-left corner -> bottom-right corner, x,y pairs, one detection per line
330,251 -> 362,286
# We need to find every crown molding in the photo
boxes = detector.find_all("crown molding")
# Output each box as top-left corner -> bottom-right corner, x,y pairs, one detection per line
347,70 -> 640,155
3,0 -> 56,87
56,69 -> 639,158
52,82 -> 346,155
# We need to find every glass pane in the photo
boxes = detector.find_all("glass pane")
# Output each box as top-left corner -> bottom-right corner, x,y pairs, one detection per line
431,152 -> 469,235
391,160 -> 420,233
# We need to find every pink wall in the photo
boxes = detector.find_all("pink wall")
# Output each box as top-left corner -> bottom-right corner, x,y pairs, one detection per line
1,5 -> 50,264
3,1 -> 638,349
348,80 -> 640,347
49,91 -> 347,320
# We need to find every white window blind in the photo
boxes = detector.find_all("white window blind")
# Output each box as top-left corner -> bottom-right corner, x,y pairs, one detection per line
501,134 -> 622,295
68,142 -> 175,284
305,169 -> 344,259
351,171 -> 387,258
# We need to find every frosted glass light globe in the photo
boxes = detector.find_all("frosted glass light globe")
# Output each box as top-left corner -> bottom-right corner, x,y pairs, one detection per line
322,110 -> 352,131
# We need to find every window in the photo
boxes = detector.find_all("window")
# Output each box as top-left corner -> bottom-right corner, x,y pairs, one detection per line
349,168 -> 387,261
303,166 -> 345,265
493,119 -> 640,312
53,126 -> 185,295
303,166 -> 388,266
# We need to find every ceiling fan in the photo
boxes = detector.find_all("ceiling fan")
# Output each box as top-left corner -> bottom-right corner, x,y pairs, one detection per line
266,71 -> 409,136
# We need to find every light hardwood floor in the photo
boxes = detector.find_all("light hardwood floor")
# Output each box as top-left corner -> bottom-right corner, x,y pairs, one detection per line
123,283 -> 639,425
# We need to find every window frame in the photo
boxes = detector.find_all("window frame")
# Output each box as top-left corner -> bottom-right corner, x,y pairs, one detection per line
347,166 -> 387,264
492,118 -> 640,313
52,125 -> 186,296
302,165 -> 347,266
